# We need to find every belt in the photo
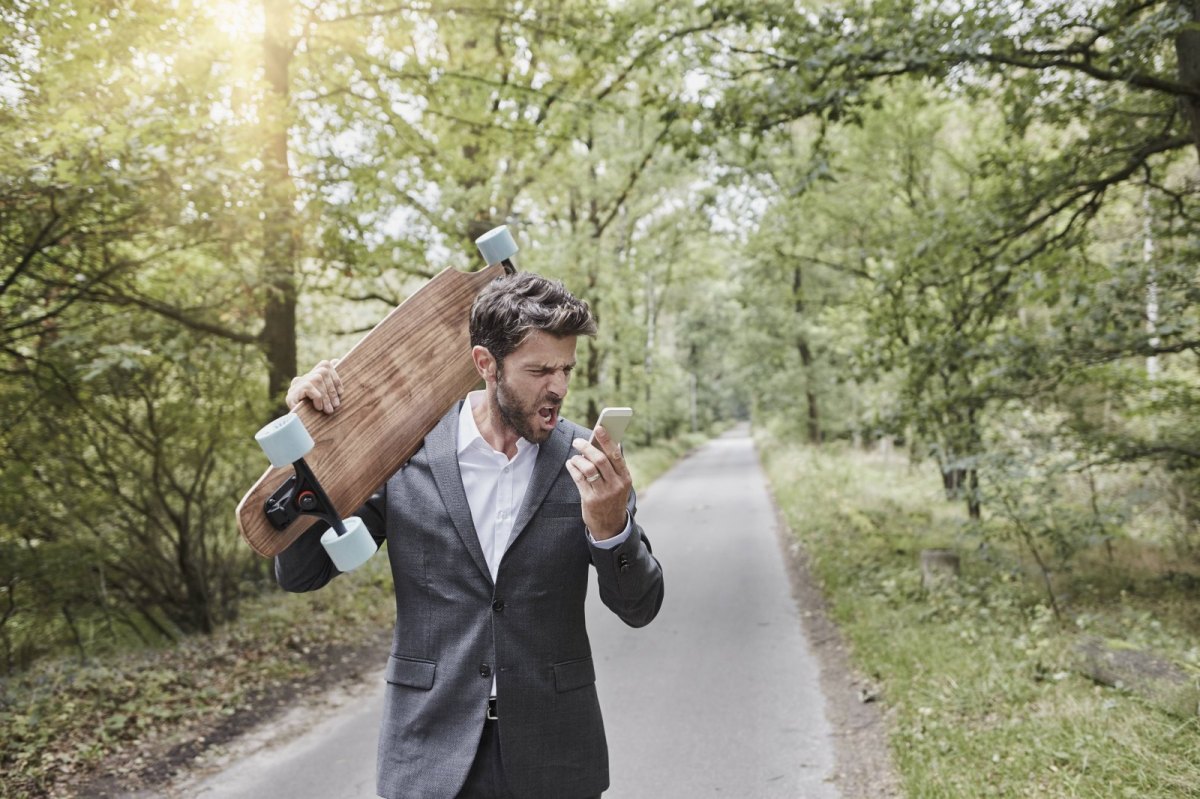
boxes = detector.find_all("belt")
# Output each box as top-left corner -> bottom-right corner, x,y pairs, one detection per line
486,696 -> 499,721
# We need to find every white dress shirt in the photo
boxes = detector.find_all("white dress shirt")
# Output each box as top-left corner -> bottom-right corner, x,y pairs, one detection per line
456,392 -> 540,581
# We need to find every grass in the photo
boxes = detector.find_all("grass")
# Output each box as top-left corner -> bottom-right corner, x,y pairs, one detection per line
0,553 -> 396,799
758,432 -> 1200,798
0,430 -> 709,798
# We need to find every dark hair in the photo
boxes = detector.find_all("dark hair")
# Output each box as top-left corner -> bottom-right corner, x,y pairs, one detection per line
469,272 -> 597,363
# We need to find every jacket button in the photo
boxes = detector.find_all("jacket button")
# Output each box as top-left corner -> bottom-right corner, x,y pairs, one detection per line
492,599 -> 505,612
479,663 -> 492,678
617,553 -> 630,572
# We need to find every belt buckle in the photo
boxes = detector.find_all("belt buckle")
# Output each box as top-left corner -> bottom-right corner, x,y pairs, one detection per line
486,697 -> 499,721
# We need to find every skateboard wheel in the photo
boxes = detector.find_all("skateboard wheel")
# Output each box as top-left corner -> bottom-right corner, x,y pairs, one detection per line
254,413 -> 314,468
475,225 -> 517,266
321,516 -> 376,572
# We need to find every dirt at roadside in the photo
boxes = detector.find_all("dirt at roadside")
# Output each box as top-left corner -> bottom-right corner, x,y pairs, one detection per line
771,492 -> 904,799
67,629 -> 390,799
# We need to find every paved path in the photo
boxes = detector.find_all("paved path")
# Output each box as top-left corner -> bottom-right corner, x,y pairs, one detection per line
172,425 -> 839,798
591,425 -> 837,798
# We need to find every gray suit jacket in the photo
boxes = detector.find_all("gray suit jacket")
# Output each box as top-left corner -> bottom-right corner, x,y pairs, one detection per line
275,402 -> 665,799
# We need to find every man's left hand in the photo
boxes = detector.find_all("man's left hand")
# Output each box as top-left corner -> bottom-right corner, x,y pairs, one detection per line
567,426 -> 632,540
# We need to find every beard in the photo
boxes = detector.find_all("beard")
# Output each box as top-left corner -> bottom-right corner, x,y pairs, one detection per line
494,368 -> 561,445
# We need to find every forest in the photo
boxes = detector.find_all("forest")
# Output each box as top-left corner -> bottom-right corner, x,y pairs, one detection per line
2,0 -> 1199,791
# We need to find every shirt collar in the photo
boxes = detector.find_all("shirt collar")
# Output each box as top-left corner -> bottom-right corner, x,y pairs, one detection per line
457,390 -> 536,459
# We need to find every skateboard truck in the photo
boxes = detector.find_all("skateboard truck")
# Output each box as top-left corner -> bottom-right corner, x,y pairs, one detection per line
254,413 -> 376,572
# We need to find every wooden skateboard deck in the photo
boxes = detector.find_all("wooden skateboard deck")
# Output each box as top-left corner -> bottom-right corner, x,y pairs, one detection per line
236,261 -> 509,557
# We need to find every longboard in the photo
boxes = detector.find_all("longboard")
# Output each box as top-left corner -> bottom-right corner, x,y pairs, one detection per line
236,231 -> 515,558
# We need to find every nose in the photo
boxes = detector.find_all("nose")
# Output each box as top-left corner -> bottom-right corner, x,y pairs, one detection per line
550,369 -> 569,399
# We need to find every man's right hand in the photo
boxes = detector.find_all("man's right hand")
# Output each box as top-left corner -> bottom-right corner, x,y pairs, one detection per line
286,359 -> 343,414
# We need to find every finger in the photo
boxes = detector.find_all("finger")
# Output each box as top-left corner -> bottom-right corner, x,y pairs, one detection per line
321,371 -> 340,409
286,373 -> 307,408
572,437 -> 618,481
565,458 -> 595,493
316,360 -> 341,390
571,438 -> 611,478
305,361 -> 341,413
569,454 -> 603,485
591,427 -> 628,474
288,383 -> 318,411
308,386 -> 330,414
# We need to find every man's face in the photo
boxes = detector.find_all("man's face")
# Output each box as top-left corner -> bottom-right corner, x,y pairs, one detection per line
493,331 -> 578,444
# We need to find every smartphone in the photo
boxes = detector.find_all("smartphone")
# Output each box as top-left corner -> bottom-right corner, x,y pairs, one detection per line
589,407 -> 634,447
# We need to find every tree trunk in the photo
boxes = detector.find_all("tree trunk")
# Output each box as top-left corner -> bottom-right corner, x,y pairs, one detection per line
793,267 -> 821,444
940,463 -> 979,518
177,538 -> 214,634
1175,0 -> 1200,165
1075,636 -> 1200,718
584,270 -> 601,430
941,466 -> 966,498
798,339 -> 821,444
61,604 -> 87,663
967,467 -> 980,520
1142,188 -> 1160,379
261,0 -> 298,413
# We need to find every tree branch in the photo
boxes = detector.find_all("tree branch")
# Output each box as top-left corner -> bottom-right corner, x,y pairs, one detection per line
980,50 -> 1200,99
591,123 -> 673,238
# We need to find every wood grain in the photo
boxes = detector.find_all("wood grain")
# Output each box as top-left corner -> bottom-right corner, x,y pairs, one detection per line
236,262 -> 507,557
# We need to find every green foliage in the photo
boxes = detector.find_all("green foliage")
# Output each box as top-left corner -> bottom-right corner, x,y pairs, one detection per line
700,0 -> 1200,520
0,0 -> 279,669
0,308 -> 268,668
760,434 -> 1200,798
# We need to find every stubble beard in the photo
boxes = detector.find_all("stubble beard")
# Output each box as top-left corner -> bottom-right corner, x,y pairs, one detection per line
494,368 -> 558,445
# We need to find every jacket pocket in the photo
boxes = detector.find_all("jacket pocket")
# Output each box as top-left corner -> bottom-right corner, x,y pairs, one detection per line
552,656 -> 596,693
385,655 -> 436,690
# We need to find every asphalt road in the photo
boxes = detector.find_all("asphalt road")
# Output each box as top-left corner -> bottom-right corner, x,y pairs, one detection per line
172,424 -> 839,799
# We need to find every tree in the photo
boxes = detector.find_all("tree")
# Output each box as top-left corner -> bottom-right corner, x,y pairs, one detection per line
692,0 -> 1200,519
0,0 -> 276,666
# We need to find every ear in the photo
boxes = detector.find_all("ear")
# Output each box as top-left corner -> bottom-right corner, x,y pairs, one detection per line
471,345 -> 497,384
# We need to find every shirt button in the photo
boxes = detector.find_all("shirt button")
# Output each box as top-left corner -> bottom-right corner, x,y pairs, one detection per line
479,663 -> 492,678
492,599 -> 505,612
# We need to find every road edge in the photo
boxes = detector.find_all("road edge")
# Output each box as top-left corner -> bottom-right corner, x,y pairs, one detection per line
757,437 -> 904,799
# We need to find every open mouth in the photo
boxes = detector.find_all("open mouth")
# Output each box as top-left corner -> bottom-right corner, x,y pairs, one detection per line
537,404 -> 560,429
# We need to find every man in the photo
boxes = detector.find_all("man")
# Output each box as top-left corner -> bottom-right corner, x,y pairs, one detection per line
276,272 -> 665,799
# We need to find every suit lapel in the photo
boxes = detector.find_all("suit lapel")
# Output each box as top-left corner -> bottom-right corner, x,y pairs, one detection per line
426,401 -> 493,586
509,421 -> 573,547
